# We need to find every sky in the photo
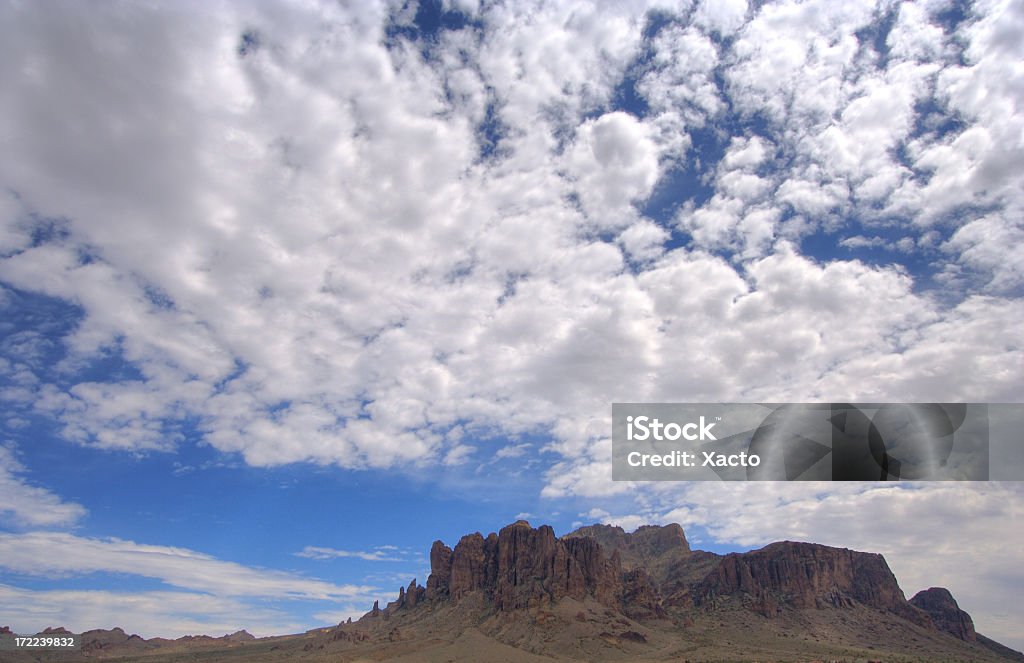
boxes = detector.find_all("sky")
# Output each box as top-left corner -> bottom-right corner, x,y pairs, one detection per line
0,0 -> 1023,651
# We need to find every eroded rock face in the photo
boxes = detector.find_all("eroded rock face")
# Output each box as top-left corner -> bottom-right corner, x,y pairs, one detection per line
493,521 -> 579,609
696,543 -> 881,608
630,524 -> 690,555
910,587 -> 977,642
449,532 -> 493,600
425,540 -> 452,600
562,534 -> 622,607
620,567 -> 665,620
692,541 -> 932,626
566,523 -> 689,567
423,521 -> 626,611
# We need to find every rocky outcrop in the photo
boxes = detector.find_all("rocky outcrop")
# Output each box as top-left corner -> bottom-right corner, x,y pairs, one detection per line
425,540 -> 453,599
692,541 -> 931,626
403,579 -> 425,609
223,630 -> 255,642
565,523 -> 689,578
80,628 -> 150,654
630,523 -> 690,555
620,567 -> 665,619
386,579 -> 426,614
449,531 -> 494,600
561,533 -> 622,607
421,521 -> 626,612
910,587 -> 977,642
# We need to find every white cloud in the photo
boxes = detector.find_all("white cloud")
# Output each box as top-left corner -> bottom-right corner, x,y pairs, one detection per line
567,111 -> 661,229
839,234 -> 890,250
492,443 -> 532,461
722,135 -> 770,170
0,446 -> 86,527
638,23 -> 721,129
295,546 -> 403,562
0,0 -> 1018,478
617,219 -> 670,263
944,207 -> 1024,292
0,532 -> 372,600
694,0 -> 748,35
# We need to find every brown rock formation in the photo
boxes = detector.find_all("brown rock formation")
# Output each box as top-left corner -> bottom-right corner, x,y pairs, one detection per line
425,540 -> 453,599
223,630 -> 254,642
422,521 -> 627,612
620,567 -> 665,619
693,540 -> 930,626
448,531 -> 493,600
566,523 -> 688,574
910,587 -> 977,641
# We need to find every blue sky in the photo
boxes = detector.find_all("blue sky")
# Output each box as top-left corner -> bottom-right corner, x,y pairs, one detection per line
1,0 -> 1023,650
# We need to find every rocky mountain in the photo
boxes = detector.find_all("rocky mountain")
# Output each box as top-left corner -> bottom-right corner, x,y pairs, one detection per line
343,520 -> 1022,662
2,521 -> 1020,662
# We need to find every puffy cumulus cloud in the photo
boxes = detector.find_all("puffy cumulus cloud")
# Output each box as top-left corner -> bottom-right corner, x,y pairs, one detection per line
617,219 -> 671,263
637,22 -> 722,130
567,112 -> 661,228
586,482 -> 1024,650
725,0 -> 875,127
693,0 -> 749,36
677,135 -> 779,255
472,0 -> 646,146
0,445 -> 87,527
943,208 -> 1024,292
0,2 -> 1022,497
540,243 -> 985,498
704,0 -> 1024,293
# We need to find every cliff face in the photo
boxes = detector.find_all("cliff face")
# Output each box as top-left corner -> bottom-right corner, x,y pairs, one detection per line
564,523 -> 690,587
911,587 -> 977,641
692,541 -> 931,625
422,521 -> 623,610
